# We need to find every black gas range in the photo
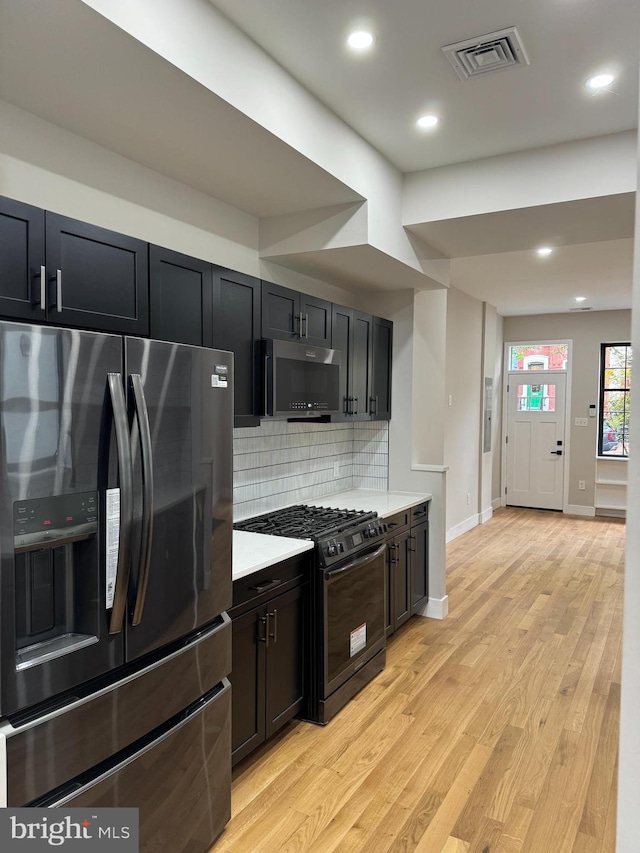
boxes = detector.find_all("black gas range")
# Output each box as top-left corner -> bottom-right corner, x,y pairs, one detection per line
235,503 -> 388,723
234,504 -> 388,568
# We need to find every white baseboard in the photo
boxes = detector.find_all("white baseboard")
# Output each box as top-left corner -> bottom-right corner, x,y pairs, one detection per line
446,513 -> 479,543
565,504 -> 596,517
492,497 -> 502,511
418,595 -> 449,620
480,507 -> 493,524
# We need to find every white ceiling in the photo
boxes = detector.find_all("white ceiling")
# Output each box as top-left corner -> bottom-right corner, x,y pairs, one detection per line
0,0 -> 636,315
210,0 -> 639,173
451,238 -> 635,315
0,0 -> 363,218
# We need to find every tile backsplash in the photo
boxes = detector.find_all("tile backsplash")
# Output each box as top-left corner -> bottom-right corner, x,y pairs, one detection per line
233,420 -> 388,519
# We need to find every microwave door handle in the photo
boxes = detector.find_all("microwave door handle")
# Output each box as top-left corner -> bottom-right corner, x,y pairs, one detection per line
129,374 -> 154,626
326,544 -> 387,579
107,373 -> 133,635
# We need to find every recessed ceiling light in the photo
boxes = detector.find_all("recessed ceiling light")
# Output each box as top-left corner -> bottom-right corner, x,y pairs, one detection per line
536,246 -> 553,256
585,73 -> 615,91
575,296 -> 587,302
416,114 -> 439,130
347,30 -> 374,51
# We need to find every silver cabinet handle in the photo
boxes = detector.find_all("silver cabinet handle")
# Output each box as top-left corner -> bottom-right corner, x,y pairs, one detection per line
40,265 -> 46,310
303,313 -> 309,338
56,269 -> 63,312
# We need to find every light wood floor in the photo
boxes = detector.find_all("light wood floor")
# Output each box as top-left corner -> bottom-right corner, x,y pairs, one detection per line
214,508 -> 624,852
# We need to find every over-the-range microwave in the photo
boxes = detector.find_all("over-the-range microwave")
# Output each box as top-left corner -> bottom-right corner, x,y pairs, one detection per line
264,338 -> 341,418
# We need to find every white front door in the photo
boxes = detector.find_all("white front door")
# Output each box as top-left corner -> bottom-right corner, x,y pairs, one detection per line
506,372 -> 566,510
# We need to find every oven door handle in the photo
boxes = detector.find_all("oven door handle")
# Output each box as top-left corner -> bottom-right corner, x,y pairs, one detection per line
325,543 -> 387,579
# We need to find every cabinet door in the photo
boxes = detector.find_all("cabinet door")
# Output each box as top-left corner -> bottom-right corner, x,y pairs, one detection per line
384,543 -> 394,638
351,310 -> 373,419
265,584 -> 306,739
392,529 -> 411,632
371,316 -> 393,420
299,293 -> 332,347
45,213 -> 149,335
0,197 -> 46,322
410,520 -> 429,615
261,281 -> 299,341
149,245 -> 212,346
230,606 -> 266,766
213,268 -> 262,427
331,303 -> 352,421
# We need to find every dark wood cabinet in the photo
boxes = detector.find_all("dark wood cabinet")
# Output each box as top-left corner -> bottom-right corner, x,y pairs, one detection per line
45,213 -> 149,335
229,559 -> 308,767
262,281 -> 331,347
331,305 -> 375,421
213,267 -> 262,427
384,503 -> 430,636
0,196 -> 46,322
149,245 -> 212,346
0,203 -> 149,335
410,505 -> 429,615
387,528 -> 411,635
371,316 -> 393,420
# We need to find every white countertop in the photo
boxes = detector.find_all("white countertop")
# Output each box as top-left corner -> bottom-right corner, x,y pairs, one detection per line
232,489 -> 431,580
310,489 -> 431,519
232,530 -> 314,581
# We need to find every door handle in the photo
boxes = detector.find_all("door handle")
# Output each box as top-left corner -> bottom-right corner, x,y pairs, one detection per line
370,396 -> 378,415
268,609 -> 278,644
106,374 -> 133,635
55,269 -> 63,312
34,265 -> 46,310
550,450 -> 563,455
129,374 -> 154,626
353,396 -> 359,414
259,614 -> 269,647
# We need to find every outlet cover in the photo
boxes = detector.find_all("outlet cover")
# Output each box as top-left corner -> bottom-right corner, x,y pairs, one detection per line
575,417 -> 588,427
578,480 -> 586,490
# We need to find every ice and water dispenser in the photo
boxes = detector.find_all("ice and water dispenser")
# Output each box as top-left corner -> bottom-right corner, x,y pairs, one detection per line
13,491 -> 100,671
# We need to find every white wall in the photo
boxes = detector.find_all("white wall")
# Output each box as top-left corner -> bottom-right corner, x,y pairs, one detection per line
616,124 -> 640,853
444,287 -> 484,538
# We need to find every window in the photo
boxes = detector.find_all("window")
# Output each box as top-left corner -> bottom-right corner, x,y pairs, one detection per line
509,344 -> 568,371
599,343 -> 631,457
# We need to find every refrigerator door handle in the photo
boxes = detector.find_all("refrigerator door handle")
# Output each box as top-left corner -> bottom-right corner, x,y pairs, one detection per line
129,374 -> 154,626
107,373 -> 134,635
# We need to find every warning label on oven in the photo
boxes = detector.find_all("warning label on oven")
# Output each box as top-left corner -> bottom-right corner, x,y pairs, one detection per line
350,623 -> 367,657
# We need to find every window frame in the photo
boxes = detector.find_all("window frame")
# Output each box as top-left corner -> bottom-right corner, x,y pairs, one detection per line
598,342 -> 631,458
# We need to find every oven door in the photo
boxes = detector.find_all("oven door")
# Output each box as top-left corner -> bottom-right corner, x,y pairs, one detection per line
323,543 -> 386,698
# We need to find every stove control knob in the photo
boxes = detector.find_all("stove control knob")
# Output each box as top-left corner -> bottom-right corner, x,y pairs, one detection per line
337,542 -> 345,553
327,542 -> 337,556
363,528 -> 371,539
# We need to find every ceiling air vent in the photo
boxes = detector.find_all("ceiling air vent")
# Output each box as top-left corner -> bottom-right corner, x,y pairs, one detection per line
569,306 -> 594,312
442,27 -> 530,81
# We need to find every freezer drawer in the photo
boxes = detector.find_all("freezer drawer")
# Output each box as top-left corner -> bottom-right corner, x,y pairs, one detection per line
2,614 -> 230,806
36,680 -> 231,853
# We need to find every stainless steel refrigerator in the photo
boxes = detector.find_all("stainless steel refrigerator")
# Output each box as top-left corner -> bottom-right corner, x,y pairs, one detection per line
0,322 -> 233,852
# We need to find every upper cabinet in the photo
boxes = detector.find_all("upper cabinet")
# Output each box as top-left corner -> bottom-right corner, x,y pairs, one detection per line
149,245 -> 212,347
0,197 -> 46,323
0,204 -> 149,335
213,267 -> 263,428
371,316 -> 393,420
261,282 -> 331,348
45,214 -> 149,335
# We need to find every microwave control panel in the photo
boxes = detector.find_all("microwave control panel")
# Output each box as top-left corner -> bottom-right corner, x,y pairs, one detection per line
14,491 -> 99,552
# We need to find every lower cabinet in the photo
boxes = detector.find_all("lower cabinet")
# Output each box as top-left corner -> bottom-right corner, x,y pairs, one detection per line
229,563 -> 308,767
385,502 -> 430,637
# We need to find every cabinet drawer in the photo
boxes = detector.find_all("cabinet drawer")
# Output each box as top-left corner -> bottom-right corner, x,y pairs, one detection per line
411,502 -> 429,524
384,510 -> 410,535
231,553 -> 310,614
